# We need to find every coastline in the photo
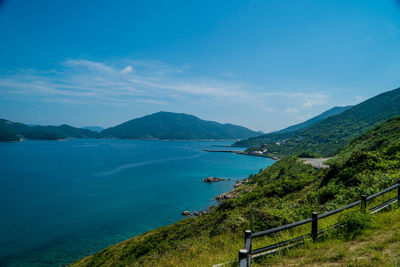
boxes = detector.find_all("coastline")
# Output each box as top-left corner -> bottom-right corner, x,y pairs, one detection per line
164,147 -> 279,219
204,148 -> 279,160
0,137 -> 244,143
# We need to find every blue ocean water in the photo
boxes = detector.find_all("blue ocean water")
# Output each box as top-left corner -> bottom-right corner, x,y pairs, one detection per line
0,139 -> 274,266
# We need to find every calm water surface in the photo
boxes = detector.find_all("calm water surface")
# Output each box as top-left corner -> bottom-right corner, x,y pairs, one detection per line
0,139 -> 274,266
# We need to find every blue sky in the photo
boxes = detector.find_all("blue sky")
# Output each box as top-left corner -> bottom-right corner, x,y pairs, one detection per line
0,0 -> 400,132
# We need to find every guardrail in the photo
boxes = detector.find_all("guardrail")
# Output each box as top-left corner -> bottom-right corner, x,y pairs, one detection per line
238,179 -> 400,267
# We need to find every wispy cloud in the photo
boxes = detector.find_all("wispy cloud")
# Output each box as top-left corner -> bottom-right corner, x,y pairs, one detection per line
121,65 -> 134,74
0,58 -> 329,113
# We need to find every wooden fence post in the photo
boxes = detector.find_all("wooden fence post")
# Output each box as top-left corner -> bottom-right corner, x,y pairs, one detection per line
397,179 -> 400,208
239,249 -> 249,267
361,194 -> 367,212
311,212 -> 318,242
244,230 -> 252,266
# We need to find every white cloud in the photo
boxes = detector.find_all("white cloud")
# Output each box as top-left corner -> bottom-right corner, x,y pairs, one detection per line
0,58 -> 330,114
63,59 -> 114,73
121,65 -> 133,74
303,101 -> 312,108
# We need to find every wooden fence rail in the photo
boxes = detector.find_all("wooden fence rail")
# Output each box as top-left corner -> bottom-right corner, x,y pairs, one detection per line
238,179 -> 400,267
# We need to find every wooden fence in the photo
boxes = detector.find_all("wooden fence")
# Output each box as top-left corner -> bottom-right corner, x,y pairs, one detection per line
238,179 -> 400,267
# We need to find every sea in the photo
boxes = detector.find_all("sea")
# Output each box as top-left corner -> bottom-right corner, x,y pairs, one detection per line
0,139 -> 274,266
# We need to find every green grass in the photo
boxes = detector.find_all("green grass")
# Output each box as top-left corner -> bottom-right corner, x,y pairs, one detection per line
254,207 -> 400,267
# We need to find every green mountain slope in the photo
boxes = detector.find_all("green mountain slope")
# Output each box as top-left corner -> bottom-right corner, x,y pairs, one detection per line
71,116 -> 400,267
0,119 -> 99,141
236,87 -> 400,156
275,105 -> 353,134
32,124 -> 99,139
0,119 -> 32,136
101,111 -> 260,140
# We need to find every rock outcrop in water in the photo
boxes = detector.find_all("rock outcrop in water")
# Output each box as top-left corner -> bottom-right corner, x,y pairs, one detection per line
203,176 -> 226,183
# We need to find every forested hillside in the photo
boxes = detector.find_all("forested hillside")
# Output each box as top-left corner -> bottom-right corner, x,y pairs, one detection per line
101,111 -> 259,140
0,119 -> 99,141
236,87 -> 400,157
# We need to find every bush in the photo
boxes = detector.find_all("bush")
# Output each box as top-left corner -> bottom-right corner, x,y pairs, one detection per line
297,151 -> 319,158
384,142 -> 400,156
317,183 -> 338,204
245,208 -> 287,232
339,211 -> 373,239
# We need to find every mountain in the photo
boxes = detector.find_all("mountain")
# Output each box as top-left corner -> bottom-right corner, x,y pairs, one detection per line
0,119 -> 32,136
275,105 -> 353,134
82,126 -> 104,132
0,119 -> 99,141
101,112 -> 260,140
236,87 -> 400,156
0,112 -> 258,141
30,124 -> 99,139
232,106 -> 353,150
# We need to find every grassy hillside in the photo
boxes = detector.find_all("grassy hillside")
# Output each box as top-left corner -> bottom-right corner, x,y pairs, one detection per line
71,116 -> 400,266
101,111 -> 260,140
255,208 -> 400,266
236,87 -> 400,157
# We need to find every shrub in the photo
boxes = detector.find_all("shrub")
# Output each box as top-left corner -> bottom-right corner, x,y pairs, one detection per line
297,151 -> 319,158
245,208 -> 287,232
339,211 -> 373,239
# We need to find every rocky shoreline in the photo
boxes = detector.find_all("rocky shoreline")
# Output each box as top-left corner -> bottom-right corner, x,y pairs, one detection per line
181,210 -> 211,216
203,148 -> 279,160
181,177 -> 251,216
215,178 -> 251,202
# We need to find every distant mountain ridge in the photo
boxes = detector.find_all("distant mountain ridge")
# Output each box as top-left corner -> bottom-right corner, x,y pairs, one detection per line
236,87 -> 400,156
275,105 -> 353,134
0,112 -> 260,141
100,112 -> 260,140
0,119 -> 98,141
232,105 -> 353,148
